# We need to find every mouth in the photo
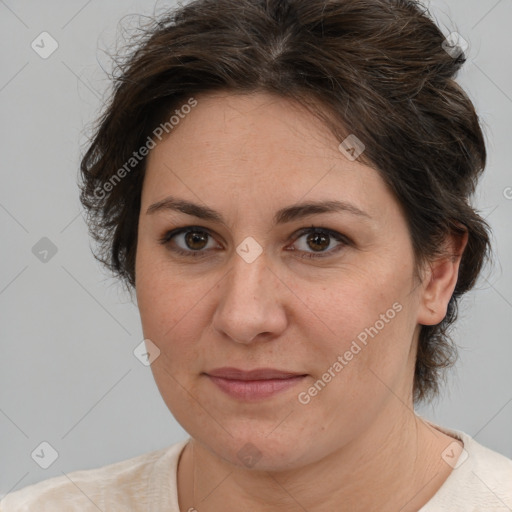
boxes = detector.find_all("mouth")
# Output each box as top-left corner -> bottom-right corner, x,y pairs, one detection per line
204,367 -> 308,401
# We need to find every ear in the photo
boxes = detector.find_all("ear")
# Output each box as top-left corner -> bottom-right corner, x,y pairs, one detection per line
417,228 -> 469,326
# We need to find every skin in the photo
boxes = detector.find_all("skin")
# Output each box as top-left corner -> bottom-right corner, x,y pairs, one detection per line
135,91 -> 468,511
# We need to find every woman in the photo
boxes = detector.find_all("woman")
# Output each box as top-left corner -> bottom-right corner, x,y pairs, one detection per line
2,0 -> 511,510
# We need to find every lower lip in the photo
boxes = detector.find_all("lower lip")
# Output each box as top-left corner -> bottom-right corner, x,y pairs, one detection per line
206,375 -> 307,400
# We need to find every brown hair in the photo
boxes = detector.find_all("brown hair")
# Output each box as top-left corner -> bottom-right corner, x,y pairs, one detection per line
79,0 -> 492,403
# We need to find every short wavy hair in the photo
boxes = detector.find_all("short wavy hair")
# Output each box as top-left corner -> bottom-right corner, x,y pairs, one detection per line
79,0 -> 492,404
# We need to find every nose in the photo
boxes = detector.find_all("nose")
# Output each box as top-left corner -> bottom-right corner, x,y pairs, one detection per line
212,251 -> 288,345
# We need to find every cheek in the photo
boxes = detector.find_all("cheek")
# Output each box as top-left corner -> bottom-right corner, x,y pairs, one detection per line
136,254 -> 209,421
293,264 -> 414,396
136,246 -> 203,358
292,304 -> 412,441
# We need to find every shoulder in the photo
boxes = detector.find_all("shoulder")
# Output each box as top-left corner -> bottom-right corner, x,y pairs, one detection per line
421,422 -> 512,511
460,432 -> 512,506
0,439 -> 189,512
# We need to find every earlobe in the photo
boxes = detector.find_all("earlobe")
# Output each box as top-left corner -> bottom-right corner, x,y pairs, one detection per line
417,229 -> 469,326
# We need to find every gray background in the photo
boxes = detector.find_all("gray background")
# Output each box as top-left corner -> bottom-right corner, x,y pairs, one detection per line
1,0 -> 511,496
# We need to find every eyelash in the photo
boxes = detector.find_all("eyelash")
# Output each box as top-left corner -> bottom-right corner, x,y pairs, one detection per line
158,225 -> 351,260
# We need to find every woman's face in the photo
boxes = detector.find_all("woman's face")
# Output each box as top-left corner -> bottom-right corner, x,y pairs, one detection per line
135,91 -> 430,470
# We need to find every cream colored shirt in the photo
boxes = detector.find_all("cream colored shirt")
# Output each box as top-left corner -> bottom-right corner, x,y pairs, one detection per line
2,423 -> 511,511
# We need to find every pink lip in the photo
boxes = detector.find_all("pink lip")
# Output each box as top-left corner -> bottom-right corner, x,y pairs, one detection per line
205,367 -> 307,401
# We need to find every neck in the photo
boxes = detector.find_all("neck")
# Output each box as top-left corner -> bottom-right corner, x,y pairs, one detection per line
177,405 -> 459,512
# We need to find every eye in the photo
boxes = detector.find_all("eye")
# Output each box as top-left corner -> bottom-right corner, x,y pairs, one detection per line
158,227 -> 219,258
287,226 -> 349,259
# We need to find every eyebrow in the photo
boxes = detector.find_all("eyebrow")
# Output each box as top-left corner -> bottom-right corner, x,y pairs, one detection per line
146,196 -> 372,225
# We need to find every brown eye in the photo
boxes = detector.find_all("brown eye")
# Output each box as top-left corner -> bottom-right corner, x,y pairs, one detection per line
305,231 -> 330,252
184,230 -> 209,251
289,227 -> 350,260
159,227 -> 219,258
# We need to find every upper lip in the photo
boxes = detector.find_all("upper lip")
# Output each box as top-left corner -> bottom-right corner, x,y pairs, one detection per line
205,367 -> 306,381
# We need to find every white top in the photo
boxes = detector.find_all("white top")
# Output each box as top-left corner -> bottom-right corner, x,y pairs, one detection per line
1,422 -> 511,511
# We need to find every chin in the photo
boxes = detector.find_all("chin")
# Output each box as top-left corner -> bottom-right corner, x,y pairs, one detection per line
196,425 -> 322,472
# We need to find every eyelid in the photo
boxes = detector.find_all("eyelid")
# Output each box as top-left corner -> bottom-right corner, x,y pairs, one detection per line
289,226 -> 351,244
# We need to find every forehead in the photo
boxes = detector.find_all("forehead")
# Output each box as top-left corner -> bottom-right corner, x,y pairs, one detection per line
142,91 -> 395,222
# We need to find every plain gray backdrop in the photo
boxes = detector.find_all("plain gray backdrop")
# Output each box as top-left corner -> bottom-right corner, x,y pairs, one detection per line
1,0 -> 511,497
